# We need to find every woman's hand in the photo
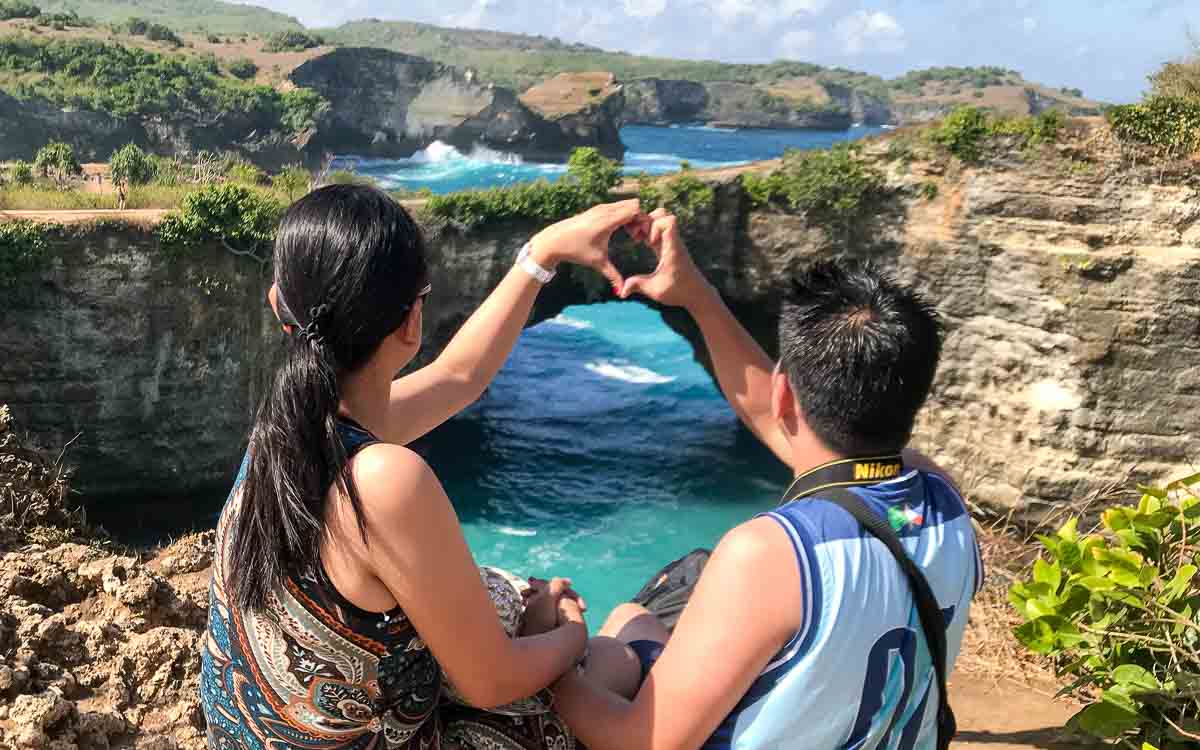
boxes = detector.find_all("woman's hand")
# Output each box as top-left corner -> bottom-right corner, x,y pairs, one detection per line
521,577 -> 587,636
528,199 -> 645,293
619,208 -> 712,310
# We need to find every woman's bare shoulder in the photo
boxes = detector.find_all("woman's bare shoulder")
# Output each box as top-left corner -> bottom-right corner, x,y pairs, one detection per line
347,443 -> 445,517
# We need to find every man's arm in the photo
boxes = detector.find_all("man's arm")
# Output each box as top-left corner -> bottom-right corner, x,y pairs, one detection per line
621,211 -> 791,465
552,517 -> 803,750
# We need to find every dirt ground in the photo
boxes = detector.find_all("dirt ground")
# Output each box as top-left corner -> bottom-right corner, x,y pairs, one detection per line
951,678 -> 1092,750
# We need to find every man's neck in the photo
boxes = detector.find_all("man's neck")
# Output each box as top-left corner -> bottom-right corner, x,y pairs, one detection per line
787,435 -> 844,479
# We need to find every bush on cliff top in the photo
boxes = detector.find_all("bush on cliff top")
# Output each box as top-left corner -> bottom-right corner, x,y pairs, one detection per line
157,183 -> 282,264
263,30 -> 324,52
0,0 -> 39,20
424,147 -> 620,232
741,143 -> 887,235
0,219 -> 51,287
638,171 -> 715,222
929,105 -> 1063,161
1108,96 -> 1200,155
1010,474 -> 1200,749
0,36 -> 328,137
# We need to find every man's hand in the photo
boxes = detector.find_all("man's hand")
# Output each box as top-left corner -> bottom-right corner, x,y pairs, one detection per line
521,577 -> 587,636
529,199 -> 645,293
618,209 -> 712,309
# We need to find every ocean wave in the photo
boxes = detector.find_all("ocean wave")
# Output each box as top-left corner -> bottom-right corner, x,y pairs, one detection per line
544,314 -> 594,330
409,140 -> 525,165
497,526 -> 538,537
584,360 -> 677,385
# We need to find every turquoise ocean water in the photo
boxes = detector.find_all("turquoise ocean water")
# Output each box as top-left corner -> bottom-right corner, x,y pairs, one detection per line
96,124 -> 882,622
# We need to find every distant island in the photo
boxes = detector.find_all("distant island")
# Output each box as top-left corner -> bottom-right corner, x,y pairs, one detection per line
0,0 -> 1105,168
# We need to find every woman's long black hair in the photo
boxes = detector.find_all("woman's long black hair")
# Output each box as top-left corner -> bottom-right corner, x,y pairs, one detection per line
229,184 -> 429,612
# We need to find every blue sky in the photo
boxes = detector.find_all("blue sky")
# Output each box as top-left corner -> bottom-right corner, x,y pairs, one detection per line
244,0 -> 1199,103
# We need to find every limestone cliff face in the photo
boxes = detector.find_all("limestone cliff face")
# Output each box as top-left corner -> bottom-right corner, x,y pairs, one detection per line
291,49 -> 625,162
0,90 -> 311,170
2,126 -> 1196,517
0,225 -> 278,498
621,78 -> 891,129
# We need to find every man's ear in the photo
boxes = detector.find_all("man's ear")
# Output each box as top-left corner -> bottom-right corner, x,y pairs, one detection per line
771,369 -> 796,425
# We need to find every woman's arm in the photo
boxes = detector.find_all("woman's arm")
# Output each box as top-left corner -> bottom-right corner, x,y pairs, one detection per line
356,443 -> 589,708
379,201 -> 643,446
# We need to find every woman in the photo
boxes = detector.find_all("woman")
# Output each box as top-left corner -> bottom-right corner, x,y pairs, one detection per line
201,184 -> 644,749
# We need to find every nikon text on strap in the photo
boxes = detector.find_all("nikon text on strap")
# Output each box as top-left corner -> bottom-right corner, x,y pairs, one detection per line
781,460 -> 957,750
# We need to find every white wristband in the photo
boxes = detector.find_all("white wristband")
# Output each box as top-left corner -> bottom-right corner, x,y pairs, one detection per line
516,242 -> 556,284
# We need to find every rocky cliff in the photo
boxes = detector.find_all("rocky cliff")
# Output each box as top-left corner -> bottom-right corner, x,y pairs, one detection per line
290,49 -> 625,163
0,91 -> 309,170
620,77 -> 892,129
1,121 -> 1196,519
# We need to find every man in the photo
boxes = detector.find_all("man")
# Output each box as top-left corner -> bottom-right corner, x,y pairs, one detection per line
551,210 -> 982,750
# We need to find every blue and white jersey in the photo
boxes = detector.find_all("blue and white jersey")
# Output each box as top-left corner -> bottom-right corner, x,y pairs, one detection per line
707,469 -> 981,750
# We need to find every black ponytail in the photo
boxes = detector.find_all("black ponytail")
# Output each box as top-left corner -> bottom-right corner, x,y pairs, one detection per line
229,184 -> 428,612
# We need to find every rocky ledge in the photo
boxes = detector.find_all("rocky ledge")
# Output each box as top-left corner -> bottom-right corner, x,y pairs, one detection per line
291,48 -> 625,163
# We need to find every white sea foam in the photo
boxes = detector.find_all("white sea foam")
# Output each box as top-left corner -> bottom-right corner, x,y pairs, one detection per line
409,141 -> 524,165
584,360 -> 676,384
497,526 -> 538,537
545,314 -> 594,330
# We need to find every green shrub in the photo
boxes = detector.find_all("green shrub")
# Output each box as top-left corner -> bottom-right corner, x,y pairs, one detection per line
1010,475 -> 1200,748
0,220 -> 51,287
930,106 -> 1064,161
638,172 -> 715,222
109,143 -> 156,209
1108,96 -> 1200,155
424,147 -> 620,232
263,30 -> 324,53
144,23 -> 182,47
322,169 -> 374,186
33,10 -> 81,29
33,141 -> 81,189
929,106 -> 992,161
0,1 -> 39,21
228,58 -> 258,80
225,161 -> 267,186
741,143 -> 887,234
206,34 -> 221,44
124,17 -> 148,35
566,147 -> 621,203
273,164 -> 311,202
157,183 -> 281,263
0,37 -> 328,138
8,160 -> 33,185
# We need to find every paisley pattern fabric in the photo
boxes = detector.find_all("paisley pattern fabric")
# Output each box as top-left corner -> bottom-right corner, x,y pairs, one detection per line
200,421 -> 578,750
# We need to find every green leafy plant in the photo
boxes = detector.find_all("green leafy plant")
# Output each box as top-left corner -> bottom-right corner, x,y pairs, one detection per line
565,147 -> 621,204
228,58 -> 258,80
424,147 -> 620,233
8,160 -> 33,185
930,106 -> 1064,161
263,30 -> 324,52
0,219 -> 51,287
272,164 -> 311,202
157,183 -> 281,264
108,143 -> 156,209
33,141 -> 81,189
0,0 -> 39,21
1010,476 -> 1200,748
225,160 -> 267,186
638,172 -> 715,222
1108,96 -> 1200,156
741,143 -> 887,237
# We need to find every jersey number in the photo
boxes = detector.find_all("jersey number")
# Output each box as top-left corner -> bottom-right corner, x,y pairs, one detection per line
843,606 -> 954,750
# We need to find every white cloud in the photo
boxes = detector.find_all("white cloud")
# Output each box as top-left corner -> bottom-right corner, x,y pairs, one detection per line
778,28 -> 816,59
835,10 -> 907,55
1022,16 -> 1037,34
623,0 -> 669,18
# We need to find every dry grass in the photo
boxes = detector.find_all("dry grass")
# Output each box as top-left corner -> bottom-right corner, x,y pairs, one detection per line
763,77 -> 833,107
519,72 -> 620,118
958,523 -> 1060,693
